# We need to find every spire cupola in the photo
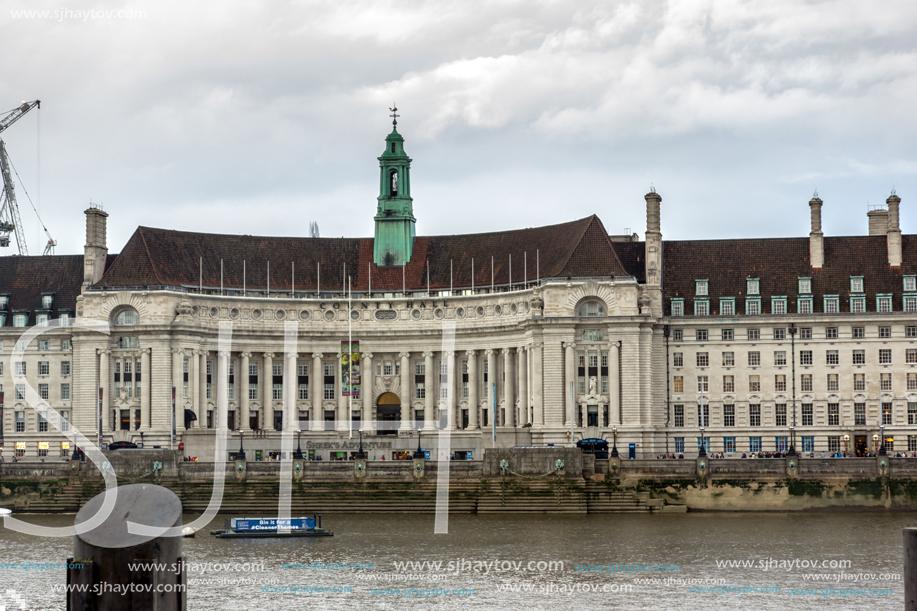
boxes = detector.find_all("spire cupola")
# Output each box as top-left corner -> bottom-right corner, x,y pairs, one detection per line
373,107 -> 416,266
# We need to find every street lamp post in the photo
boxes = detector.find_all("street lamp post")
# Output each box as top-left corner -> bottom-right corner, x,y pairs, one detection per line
237,430 -> 245,460
413,429 -> 425,459
356,428 -> 366,459
293,430 -> 304,459
880,425 -> 887,456
873,434 -> 880,455
843,434 -> 849,457
699,426 -> 707,458
787,323 -> 798,457
611,426 -> 619,458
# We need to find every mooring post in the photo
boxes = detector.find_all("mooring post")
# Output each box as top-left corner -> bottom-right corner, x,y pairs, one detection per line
68,483 -> 185,611
905,527 -> 917,610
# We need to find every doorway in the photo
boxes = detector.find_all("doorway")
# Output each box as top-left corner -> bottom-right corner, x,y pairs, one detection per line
855,435 -> 867,456
377,392 -> 400,435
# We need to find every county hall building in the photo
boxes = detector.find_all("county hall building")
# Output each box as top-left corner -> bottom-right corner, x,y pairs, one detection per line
0,119 -> 915,461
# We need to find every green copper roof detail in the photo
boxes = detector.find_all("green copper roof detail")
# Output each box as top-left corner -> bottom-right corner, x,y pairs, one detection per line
373,115 -> 415,267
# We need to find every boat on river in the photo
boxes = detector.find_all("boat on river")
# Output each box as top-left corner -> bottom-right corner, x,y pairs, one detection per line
209,514 -> 333,538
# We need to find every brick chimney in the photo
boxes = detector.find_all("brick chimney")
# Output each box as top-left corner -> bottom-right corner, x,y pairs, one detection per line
83,205 -> 108,288
887,191 -> 902,267
809,194 -> 824,269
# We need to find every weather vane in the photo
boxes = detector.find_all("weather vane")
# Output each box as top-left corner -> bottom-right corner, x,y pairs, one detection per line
389,104 -> 399,125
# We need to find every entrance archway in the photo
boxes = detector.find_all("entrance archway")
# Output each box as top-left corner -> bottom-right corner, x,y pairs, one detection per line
377,392 -> 401,435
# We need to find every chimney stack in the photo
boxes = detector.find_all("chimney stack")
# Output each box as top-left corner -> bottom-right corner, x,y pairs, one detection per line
887,190 -> 902,267
867,208 -> 889,236
83,205 -> 109,288
809,194 -> 824,269
644,189 -> 662,287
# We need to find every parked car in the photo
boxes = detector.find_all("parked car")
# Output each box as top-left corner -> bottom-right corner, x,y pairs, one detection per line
107,441 -> 138,450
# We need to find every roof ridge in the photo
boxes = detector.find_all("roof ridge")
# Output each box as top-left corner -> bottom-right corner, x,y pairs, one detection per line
553,215 -> 597,274
586,215 -> 630,275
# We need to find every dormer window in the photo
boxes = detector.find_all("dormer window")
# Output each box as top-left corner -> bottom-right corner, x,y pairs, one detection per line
114,309 -> 140,326
12,312 -> 28,327
905,276 -> 916,292
41,294 -> 54,309
771,297 -> 787,315
747,279 -> 759,295
850,276 -> 864,293
35,313 -> 49,326
798,278 -> 811,294
695,280 -> 708,296
670,299 -> 684,317
0,295 -> 8,310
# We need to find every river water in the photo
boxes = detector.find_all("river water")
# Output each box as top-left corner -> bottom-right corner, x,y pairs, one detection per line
0,512 -> 909,610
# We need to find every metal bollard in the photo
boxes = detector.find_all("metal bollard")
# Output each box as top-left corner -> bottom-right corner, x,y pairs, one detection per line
68,483 -> 185,611
905,527 -> 917,610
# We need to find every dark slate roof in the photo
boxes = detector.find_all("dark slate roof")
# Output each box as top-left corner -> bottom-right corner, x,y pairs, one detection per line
96,215 -> 630,292
0,255 -> 85,326
611,241 -> 646,283
661,235 -> 917,315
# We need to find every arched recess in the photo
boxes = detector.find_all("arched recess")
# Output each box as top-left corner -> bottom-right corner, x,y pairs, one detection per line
568,281 -> 615,315
376,392 -> 401,435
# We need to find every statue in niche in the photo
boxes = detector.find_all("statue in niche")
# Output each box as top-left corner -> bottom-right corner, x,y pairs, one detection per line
391,170 -> 398,196
588,376 -> 598,395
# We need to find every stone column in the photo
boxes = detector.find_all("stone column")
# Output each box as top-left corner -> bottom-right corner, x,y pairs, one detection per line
423,351 -> 435,430
485,349 -> 496,427
399,352 -> 411,431
190,350 -> 200,427
442,351 -> 455,431
217,350 -> 229,430
503,348 -> 515,427
140,348 -> 151,430
564,342 -> 576,427
263,352 -> 274,430
98,349 -> 111,432
466,350 -> 478,430
199,350 -> 208,427
285,352 -> 298,431
363,352 -> 374,434
610,340 -> 620,425
517,347 -> 528,426
311,353 -> 323,431
240,352 -> 251,431
171,348 -> 183,433
532,343 -> 544,427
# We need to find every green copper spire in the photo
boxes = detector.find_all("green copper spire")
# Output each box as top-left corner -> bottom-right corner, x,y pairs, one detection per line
373,107 -> 416,267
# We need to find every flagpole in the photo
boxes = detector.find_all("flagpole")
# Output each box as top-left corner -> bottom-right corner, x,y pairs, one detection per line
349,275 -> 353,439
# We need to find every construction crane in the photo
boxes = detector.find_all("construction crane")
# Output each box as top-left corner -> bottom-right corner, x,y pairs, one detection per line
0,100 -> 40,254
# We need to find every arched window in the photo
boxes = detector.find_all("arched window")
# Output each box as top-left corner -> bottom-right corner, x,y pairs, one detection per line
390,170 -> 398,196
582,329 -> 603,342
114,309 -> 139,326
391,142 -> 396,153
577,301 -> 606,317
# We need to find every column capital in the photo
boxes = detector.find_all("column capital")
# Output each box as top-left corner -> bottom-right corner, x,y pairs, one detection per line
516,346 -> 526,354
532,342 -> 544,349
563,342 -> 576,350
170,348 -> 183,355
423,351 -> 434,359
442,350 -> 455,358
501,347 -> 512,355
398,352 -> 411,359
363,352 -> 374,359
312,352 -> 323,359
484,348 -> 494,356
465,349 -> 476,358
263,352 -> 275,359
97,348 -> 111,356
197,348 -> 208,356
219,351 -> 231,359
240,351 -> 253,359
285,352 -> 298,360
140,347 -> 151,356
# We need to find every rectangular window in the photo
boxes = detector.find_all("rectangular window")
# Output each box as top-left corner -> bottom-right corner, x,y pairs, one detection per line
723,375 -> 734,393
855,403 -> 866,426
720,300 -> 735,316
697,376 -> 708,393
909,403 -> 917,425
38,361 -> 49,375
694,301 -> 709,316
850,297 -> 865,313
249,383 -> 258,400
802,403 -> 813,426
272,362 -> 283,377
747,278 -> 759,295
798,277 -> 811,294
802,436 -> 815,453
877,296 -> 892,313
772,298 -> 787,315
15,361 -> 26,375
675,437 -> 685,453
724,405 -> 735,427
775,375 -> 786,392
800,327 -> 812,340
273,383 -> 283,400
850,276 -> 864,293
749,405 -> 761,427
724,437 -> 736,453
721,328 -> 734,341
722,351 -> 734,367
828,403 -> 839,426
38,413 -> 48,432
749,436 -> 762,453
906,297 -> 917,313
697,436 -> 711,454
852,326 -> 865,339
672,330 -> 683,342
673,352 -> 683,367
38,383 -> 48,400
61,383 -> 70,400
905,276 -> 917,292
824,297 -> 839,314
854,373 -> 865,391
15,410 -> 24,432
383,361 -> 393,376
881,373 -> 892,391
696,329 -> 708,342
774,351 -> 786,366
826,327 -> 838,339
745,299 -> 760,316
879,349 -> 892,364
909,373 -> 917,391
749,375 -> 760,392
697,404 -> 709,426
38,339 -> 49,351
415,384 -> 425,399
879,326 -> 891,339
801,374 -> 812,392
826,350 -> 839,365
747,328 -> 760,341
696,279 -> 708,296
748,351 -> 760,366
800,350 -> 812,365
910,436 -> 917,452
773,328 -> 786,340
853,349 -> 865,365
775,404 -> 787,427
798,298 -> 813,314
298,383 -> 308,400
674,405 -> 684,427
882,403 -> 892,425
15,383 -> 25,400
696,352 -> 708,367
673,376 -> 684,393
298,363 -> 309,376
671,300 -> 684,317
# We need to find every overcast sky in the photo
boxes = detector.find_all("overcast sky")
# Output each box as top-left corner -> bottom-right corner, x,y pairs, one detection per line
2,0 -> 916,256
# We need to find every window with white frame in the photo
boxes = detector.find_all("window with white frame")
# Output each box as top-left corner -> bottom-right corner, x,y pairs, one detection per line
745,299 -> 760,315
578,301 -> 606,317
38,361 -> 49,375
697,376 -> 708,392
581,329 -> 603,341
909,373 -> 917,391
671,300 -> 684,317
722,351 -> 734,367
749,375 -> 760,392
801,374 -> 812,392
802,403 -> 813,426
720,299 -> 735,316
850,276 -> 863,293
723,375 -> 734,393
854,373 -> 865,391
748,351 -> 761,366
800,327 -> 812,339
694,300 -> 709,316
879,349 -> 892,364
696,329 -> 708,342
775,404 -> 787,426
827,374 -> 839,391
38,339 -> 49,351
826,350 -> 839,365
673,352 -> 683,367
828,403 -> 839,426
879,326 -> 891,338
747,279 -> 759,295
14,361 -> 25,375
15,410 -> 24,431
910,403 -> 917,425
35,313 -> 49,326
881,373 -> 892,391
15,383 -> 25,400
61,383 -> 70,400
882,403 -> 892,425
773,328 -> 786,340
749,404 -> 761,426
826,327 -> 838,339
824,296 -> 839,313
907,296 -> 917,313
850,296 -> 866,313
722,328 -> 734,341
696,352 -> 708,367
724,437 -> 736,453
697,403 -> 709,426
774,351 -> 786,366
877,295 -> 892,313
771,298 -> 787,315
906,276 -> 917,292
747,328 -> 760,341
12,313 -> 27,327
695,280 -> 708,296
800,350 -> 813,365
798,277 -> 811,294
775,375 -> 786,392
38,384 -> 48,400
907,349 -> 917,364
323,362 -> 335,399
853,349 -> 865,365
674,405 -> 684,427
798,298 -> 812,314
672,330 -> 682,342
749,436 -> 762,452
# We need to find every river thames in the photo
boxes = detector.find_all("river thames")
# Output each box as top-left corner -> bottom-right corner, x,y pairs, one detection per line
0,512 -> 907,609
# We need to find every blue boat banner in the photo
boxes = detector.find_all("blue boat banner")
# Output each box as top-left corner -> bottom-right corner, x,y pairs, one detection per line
231,517 -> 316,531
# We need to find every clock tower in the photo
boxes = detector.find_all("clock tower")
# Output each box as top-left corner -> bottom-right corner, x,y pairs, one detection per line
373,109 -> 416,267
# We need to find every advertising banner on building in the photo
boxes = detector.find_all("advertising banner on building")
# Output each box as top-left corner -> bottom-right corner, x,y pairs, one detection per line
341,341 -> 361,397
